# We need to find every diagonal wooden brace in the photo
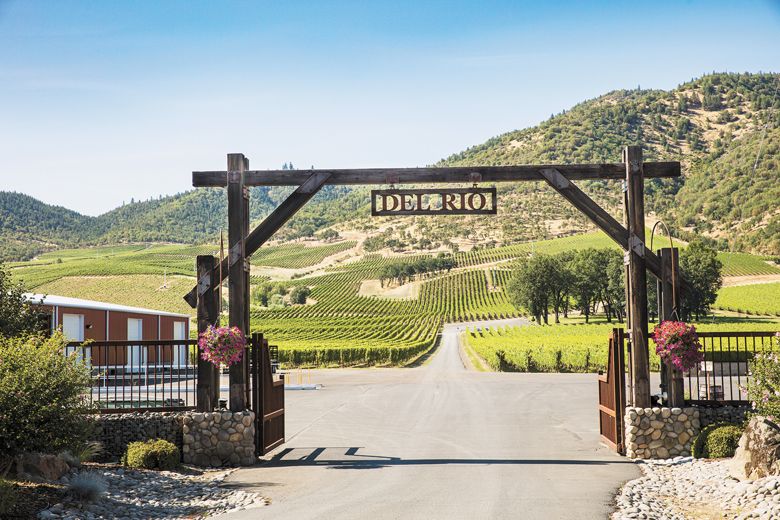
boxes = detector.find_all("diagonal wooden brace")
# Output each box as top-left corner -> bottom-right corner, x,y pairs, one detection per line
539,168 -> 688,292
184,171 -> 332,307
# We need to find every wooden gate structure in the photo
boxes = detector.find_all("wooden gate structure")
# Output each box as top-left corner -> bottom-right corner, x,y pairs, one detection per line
183,145 -> 685,456
599,329 -> 627,453
250,333 -> 285,455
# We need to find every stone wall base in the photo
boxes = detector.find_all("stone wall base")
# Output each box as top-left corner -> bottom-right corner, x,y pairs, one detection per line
625,407 -> 700,459
624,404 -> 753,459
89,410 -> 257,468
88,412 -> 185,459
182,410 -> 256,467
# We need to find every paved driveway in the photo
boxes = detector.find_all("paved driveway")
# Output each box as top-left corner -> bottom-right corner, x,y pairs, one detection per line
215,322 -> 639,520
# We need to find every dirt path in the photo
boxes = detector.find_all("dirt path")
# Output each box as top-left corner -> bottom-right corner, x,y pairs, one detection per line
722,275 -> 780,287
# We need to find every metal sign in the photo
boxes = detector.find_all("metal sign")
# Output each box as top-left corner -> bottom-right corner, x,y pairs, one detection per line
370,187 -> 497,216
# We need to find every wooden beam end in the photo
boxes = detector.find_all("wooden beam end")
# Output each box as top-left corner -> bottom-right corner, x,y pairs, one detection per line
193,171 -> 228,187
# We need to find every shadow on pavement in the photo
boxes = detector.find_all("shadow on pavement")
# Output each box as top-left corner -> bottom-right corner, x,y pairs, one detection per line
262,446 -> 633,470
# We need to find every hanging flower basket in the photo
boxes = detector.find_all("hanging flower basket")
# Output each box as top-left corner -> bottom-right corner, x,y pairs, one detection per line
653,320 -> 703,372
198,325 -> 246,367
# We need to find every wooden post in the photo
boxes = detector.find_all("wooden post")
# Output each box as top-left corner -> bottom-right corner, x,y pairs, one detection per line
659,247 -> 684,407
228,153 -> 248,411
251,332 -> 262,456
242,156 -> 252,409
196,255 -> 219,411
622,183 -> 634,406
625,146 -> 651,408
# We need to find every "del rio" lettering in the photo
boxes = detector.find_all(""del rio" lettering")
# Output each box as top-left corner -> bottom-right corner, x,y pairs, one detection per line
371,188 -> 497,216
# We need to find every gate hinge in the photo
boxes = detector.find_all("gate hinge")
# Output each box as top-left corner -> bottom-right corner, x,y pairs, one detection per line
229,242 -> 243,266
197,273 -> 211,296
628,235 -> 645,257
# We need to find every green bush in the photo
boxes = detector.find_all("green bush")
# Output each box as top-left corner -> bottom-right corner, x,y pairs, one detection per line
747,341 -> 780,417
0,332 -> 92,464
122,439 -> 180,470
692,423 -> 743,459
0,478 -> 16,516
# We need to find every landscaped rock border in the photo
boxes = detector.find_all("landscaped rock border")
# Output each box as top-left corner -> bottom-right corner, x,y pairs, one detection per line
182,411 -> 256,467
39,465 -> 267,519
89,410 -> 257,467
612,457 -> 780,519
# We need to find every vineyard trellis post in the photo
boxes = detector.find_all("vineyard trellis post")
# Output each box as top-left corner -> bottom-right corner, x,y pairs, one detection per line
185,146 -> 684,413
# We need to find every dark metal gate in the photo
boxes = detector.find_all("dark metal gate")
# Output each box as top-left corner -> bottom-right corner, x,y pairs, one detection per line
250,332 -> 285,455
598,328 -> 626,454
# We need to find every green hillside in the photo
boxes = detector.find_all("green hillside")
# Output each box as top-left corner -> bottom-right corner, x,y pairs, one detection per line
439,72 -> 780,254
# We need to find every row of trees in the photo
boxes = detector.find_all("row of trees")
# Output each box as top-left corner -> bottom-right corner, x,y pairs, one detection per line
378,253 -> 456,287
505,241 -> 723,324
506,248 -> 625,324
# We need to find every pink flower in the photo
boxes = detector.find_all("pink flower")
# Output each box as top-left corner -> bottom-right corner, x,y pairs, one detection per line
198,325 -> 247,368
653,321 -> 703,372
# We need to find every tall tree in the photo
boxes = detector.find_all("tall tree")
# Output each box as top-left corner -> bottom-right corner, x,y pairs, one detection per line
569,249 -> 601,323
605,251 -> 627,323
507,255 -> 555,324
680,240 -> 723,320
548,253 -> 574,324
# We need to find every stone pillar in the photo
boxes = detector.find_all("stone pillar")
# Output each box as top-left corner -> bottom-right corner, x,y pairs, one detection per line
624,406 -> 700,459
182,411 -> 256,467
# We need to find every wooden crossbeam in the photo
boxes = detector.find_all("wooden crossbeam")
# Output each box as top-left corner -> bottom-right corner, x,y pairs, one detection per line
184,171 -> 332,308
193,162 -> 680,187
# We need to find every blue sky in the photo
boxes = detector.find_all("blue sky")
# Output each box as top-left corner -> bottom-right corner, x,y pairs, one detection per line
1,0 -> 778,215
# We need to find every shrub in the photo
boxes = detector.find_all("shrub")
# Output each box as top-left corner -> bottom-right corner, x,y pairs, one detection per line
0,478 -> 16,516
67,472 -> 107,503
75,441 -> 104,463
290,286 -> 312,305
692,423 -> 743,459
747,334 -> 780,417
122,439 -> 180,470
0,332 -> 92,464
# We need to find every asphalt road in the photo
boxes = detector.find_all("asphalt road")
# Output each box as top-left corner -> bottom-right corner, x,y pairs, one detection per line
215,320 -> 639,520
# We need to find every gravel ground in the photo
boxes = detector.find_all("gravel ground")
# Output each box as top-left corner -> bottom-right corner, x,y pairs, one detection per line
38,465 -> 266,519
613,457 -> 780,520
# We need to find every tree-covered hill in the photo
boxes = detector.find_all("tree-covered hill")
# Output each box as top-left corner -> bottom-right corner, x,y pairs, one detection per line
0,185 -> 364,261
0,192 -> 92,261
2,72 -> 778,260
438,72 -> 779,254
